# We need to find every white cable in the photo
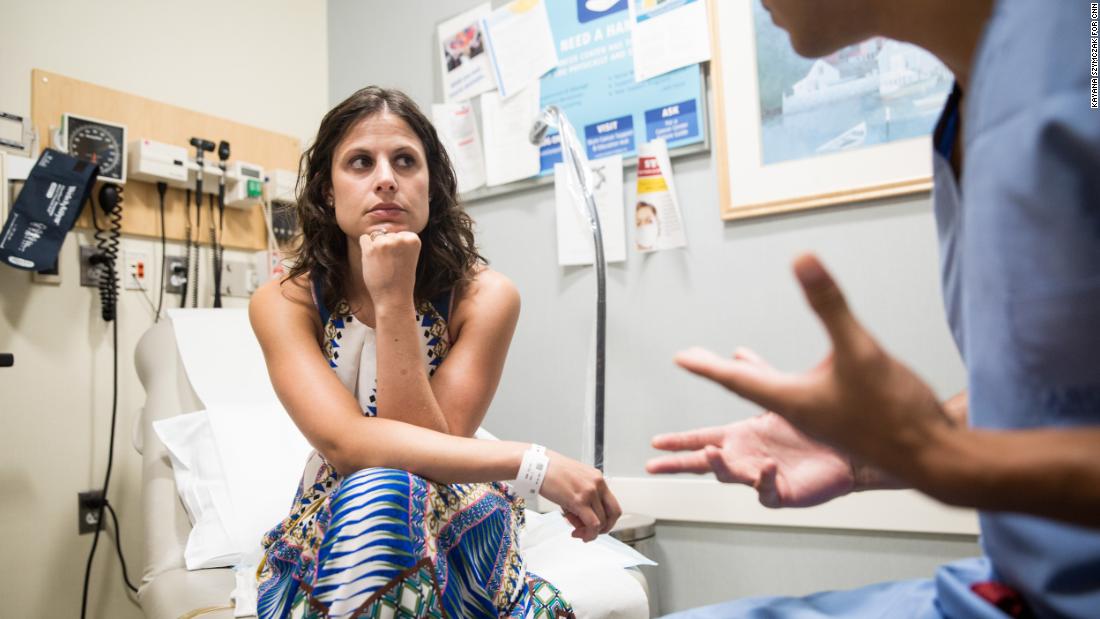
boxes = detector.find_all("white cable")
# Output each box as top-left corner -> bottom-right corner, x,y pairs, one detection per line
259,199 -> 280,254
258,199 -> 285,283
128,272 -> 159,317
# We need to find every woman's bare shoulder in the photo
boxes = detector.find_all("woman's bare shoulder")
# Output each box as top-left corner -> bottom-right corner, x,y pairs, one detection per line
450,267 -> 520,336
460,267 -> 519,306
250,272 -> 319,332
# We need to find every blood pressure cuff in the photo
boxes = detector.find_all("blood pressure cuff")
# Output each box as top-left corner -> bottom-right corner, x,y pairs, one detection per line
0,148 -> 98,271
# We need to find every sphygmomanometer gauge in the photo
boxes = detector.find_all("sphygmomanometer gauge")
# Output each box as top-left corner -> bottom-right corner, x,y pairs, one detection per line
61,113 -> 128,184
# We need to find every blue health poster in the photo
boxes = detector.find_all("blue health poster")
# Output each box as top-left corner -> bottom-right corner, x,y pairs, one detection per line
538,0 -> 704,174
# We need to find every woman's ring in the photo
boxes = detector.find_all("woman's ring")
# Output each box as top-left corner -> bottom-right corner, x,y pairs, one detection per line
369,230 -> 388,240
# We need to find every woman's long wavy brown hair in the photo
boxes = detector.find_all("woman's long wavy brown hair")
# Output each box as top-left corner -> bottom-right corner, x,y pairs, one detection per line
284,86 -> 485,312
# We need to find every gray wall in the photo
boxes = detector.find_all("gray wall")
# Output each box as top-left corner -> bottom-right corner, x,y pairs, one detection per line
328,0 -> 980,613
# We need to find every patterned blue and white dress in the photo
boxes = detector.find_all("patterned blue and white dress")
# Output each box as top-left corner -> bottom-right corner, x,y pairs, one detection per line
256,283 -> 574,619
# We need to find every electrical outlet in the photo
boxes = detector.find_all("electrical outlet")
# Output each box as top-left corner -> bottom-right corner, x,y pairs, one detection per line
253,249 -> 285,288
124,249 -> 149,291
164,256 -> 187,294
79,245 -> 102,287
220,260 -> 256,298
78,489 -> 104,535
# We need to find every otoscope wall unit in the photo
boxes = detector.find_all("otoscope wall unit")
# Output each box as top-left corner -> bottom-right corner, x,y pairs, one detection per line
130,139 -> 265,211
31,69 -> 300,250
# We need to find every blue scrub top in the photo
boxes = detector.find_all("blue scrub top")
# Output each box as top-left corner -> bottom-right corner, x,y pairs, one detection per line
666,4 -> 1099,618
933,1 -> 1100,617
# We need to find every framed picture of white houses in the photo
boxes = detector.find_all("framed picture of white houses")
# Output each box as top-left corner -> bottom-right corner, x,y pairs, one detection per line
710,0 -> 954,220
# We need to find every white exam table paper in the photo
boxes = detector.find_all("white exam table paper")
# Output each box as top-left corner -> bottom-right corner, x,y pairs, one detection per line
166,309 -> 279,407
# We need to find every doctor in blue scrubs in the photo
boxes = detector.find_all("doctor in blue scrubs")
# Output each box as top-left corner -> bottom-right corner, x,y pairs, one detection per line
649,0 -> 1100,617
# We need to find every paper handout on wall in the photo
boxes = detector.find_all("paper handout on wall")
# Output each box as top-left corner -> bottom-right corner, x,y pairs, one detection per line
629,0 -> 712,82
481,0 -> 560,99
633,139 -> 686,253
554,154 -> 626,266
432,101 -> 487,193
481,84 -> 542,186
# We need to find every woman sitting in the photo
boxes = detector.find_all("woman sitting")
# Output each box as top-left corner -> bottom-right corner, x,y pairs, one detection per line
249,86 -> 621,619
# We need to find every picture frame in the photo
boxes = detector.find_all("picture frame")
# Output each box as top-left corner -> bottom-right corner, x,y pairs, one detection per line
709,0 -> 953,220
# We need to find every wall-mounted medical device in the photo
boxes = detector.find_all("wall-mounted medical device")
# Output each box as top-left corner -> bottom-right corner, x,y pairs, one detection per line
0,111 -> 37,223
127,137 -> 267,209
60,113 -> 128,184
224,161 -> 265,209
265,168 -> 300,245
128,139 -> 189,184
128,140 -> 222,192
265,168 -> 298,204
0,150 -> 35,224
0,110 -> 37,157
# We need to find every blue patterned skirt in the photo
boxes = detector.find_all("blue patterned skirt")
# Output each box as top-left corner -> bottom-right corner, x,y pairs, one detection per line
257,464 -> 574,619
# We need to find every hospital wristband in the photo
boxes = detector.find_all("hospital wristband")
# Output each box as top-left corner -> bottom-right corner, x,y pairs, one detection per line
510,444 -> 549,501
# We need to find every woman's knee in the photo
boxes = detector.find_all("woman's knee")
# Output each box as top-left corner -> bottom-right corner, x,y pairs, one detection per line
333,467 -> 416,505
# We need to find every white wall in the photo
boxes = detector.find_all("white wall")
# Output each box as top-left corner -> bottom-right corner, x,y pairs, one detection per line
0,1 -> 327,617
328,0 -> 980,614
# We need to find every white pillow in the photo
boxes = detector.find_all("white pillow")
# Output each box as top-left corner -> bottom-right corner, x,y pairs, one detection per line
155,404 -> 313,569
153,411 -> 239,569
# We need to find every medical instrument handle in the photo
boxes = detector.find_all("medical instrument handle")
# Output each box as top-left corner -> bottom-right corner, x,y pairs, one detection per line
189,137 -> 214,208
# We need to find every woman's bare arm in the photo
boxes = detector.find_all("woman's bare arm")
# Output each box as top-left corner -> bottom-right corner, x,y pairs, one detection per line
248,275 -> 509,477
250,275 -> 619,539
423,269 -> 520,437
367,268 -> 519,437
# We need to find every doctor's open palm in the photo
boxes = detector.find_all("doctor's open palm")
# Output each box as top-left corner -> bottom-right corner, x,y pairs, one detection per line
649,254 -> 948,506
647,379 -> 860,508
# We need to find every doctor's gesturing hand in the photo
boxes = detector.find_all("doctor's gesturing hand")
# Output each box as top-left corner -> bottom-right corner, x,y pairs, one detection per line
647,408 -> 897,508
649,254 -> 956,501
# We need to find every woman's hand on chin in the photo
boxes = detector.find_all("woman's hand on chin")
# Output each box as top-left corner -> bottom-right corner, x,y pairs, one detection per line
359,230 -> 420,308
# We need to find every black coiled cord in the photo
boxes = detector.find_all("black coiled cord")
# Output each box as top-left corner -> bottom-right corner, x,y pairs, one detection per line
89,184 -> 123,322
81,183 -> 139,619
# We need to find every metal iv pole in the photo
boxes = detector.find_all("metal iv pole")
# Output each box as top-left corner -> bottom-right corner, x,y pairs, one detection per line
530,106 -> 607,472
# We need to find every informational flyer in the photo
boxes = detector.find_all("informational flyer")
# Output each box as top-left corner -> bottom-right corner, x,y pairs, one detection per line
629,0 -> 711,82
482,0 -> 559,99
437,4 -> 496,102
554,154 -> 626,266
481,84 -> 542,186
537,0 -> 704,174
633,139 -> 686,252
432,102 -> 487,193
